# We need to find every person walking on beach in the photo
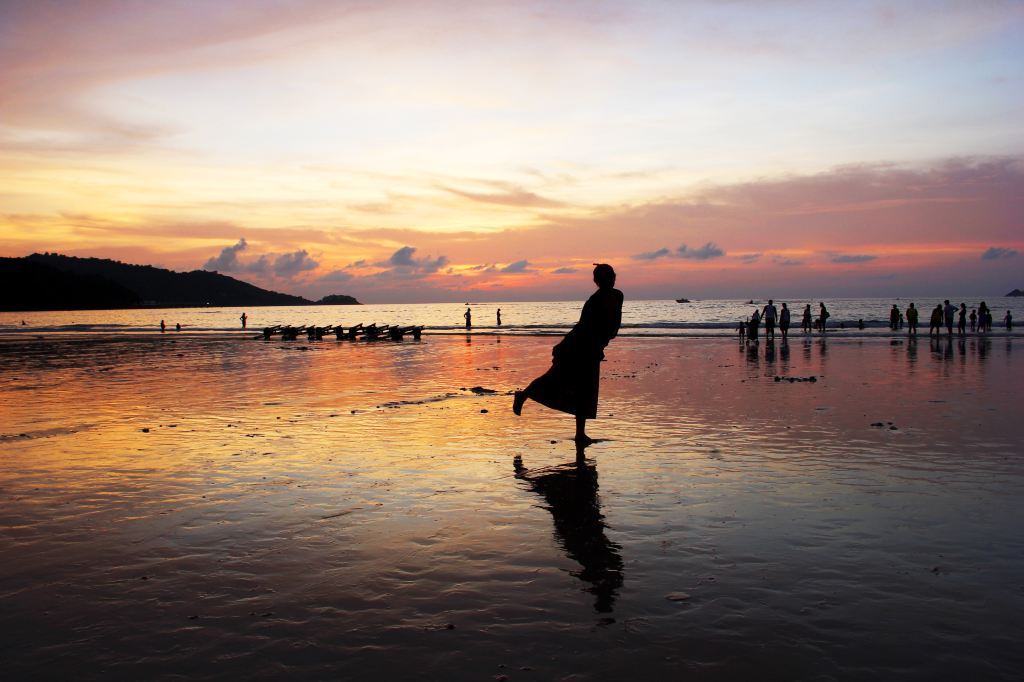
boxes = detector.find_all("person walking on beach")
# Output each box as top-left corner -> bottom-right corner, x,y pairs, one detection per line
978,302 -> 990,333
464,307 -> 472,330
738,319 -> 746,339
889,304 -> 900,330
969,308 -> 977,332
761,300 -> 777,341
240,312 -> 247,329
906,303 -> 918,336
817,302 -> 830,333
928,304 -> 942,336
957,303 -> 967,336
513,264 -> 623,445
802,304 -> 812,333
497,308 -> 502,327
943,300 -> 955,336
748,308 -> 761,341
1006,310 -> 1013,331
779,302 -> 791,341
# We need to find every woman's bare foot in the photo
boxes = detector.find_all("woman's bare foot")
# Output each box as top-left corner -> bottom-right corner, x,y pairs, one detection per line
512,390 -> 526,416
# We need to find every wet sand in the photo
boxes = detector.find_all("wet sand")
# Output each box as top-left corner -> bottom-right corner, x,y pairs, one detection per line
1,334 -> 1022,680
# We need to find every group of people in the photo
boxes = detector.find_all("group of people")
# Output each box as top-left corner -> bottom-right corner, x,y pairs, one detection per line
738,300 -> 1014,340
899,300 -> 1011,336
741,301 -> 830,341
463,307 -> 502,329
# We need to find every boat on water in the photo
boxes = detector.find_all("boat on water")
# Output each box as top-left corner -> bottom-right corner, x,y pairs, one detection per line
675,298 -> 691,303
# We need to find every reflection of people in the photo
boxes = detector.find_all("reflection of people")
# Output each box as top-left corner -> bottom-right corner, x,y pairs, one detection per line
513,264 -> 623,444
497,308 -> 502,327
514,451 -> 623,613
240,312 -> 247,329
464,307 -> 472,329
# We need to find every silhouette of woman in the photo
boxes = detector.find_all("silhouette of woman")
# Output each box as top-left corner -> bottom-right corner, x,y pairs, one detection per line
513,449 -> 624,613
513,264 -> 623,444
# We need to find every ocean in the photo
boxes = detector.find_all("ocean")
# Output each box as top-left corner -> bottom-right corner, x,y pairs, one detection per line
1,297 -> 1020,337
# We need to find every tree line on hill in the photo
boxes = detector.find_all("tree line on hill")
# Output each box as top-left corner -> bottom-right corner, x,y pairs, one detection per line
0,253 -> 359,311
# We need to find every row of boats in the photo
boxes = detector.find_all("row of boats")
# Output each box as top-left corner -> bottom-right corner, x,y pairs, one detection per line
261,323 -> 423,341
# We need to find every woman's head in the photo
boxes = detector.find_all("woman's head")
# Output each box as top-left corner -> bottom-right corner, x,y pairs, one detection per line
593,263 -> 616,288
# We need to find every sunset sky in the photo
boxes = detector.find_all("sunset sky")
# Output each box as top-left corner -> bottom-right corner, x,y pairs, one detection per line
1,0 -> 1022,302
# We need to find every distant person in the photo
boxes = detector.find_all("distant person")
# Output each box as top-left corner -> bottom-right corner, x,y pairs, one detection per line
176,322 -> 181,332
906,303 -> 918,336
748,308 -> 761,341
957,303 -> 967,336
464,307 -> 472,329
513,264 -> 623,445
160,319 -> 166,333
928,305 -> 942,336
978,302 -> 990,333
899,312 -> 904,329
738,319 -> 746,339
858,319 -> 865,330
240,312 -> 248,329
801,304 -> 812,333
943,300 -> 955,336
889,304 -> 899,330
497,308 -> 502,327
1006,310 -> 1013,331
779,302 -> 791,341
818,302 -> 830,333
969,308 -> 977,332
761,300 -> 777,340
21,320 -> 26,326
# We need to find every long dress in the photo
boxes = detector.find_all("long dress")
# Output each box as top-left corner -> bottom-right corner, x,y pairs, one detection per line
526,287 -> 623,419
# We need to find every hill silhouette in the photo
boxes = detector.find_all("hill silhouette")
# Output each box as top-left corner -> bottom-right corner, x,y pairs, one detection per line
1,257 -> 141,311
1,254 -> 359,311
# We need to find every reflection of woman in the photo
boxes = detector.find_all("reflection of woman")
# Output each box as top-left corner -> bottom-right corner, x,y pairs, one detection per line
513,264 -> 623,444
514,452 -> 623,613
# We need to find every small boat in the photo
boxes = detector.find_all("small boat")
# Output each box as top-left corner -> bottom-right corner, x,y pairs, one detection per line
675,298 -> 691,303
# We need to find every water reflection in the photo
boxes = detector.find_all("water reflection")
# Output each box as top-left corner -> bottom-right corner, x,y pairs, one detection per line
514,449 -> 624,613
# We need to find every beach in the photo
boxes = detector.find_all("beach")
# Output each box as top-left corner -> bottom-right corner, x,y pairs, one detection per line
1,333 -> 1022,680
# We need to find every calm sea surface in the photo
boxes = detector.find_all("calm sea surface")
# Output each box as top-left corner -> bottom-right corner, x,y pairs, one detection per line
1,296 -> 1020,337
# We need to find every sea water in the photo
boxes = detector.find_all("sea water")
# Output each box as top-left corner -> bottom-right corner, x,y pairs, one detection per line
1,297 -> 1020,337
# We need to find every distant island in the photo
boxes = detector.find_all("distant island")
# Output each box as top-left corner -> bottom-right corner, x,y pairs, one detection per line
1007,289 -> 1024,297
0,253 -> 360,311
317,293 -> 360,305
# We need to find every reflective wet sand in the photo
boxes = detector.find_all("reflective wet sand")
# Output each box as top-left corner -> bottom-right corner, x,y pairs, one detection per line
1,335 -> 1022,679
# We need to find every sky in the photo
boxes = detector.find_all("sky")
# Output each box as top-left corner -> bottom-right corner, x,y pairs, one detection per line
1,0 -> 1022,302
